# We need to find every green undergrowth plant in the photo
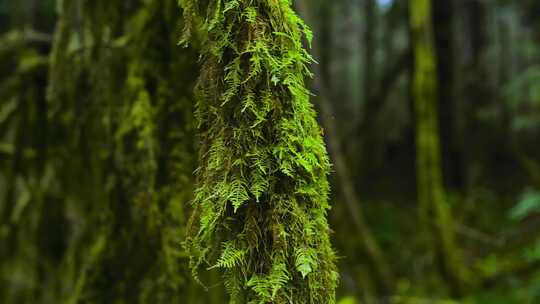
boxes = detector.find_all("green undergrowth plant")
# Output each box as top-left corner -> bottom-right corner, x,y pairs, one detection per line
180,0 -> 338,303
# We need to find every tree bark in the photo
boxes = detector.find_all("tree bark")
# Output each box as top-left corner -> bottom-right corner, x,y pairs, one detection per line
432,0 -> 465,191
462,0 -> 495,191
409,0 -> 471,296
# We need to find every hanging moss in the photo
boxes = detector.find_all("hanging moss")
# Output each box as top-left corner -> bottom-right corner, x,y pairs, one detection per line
180,1 -> 338,303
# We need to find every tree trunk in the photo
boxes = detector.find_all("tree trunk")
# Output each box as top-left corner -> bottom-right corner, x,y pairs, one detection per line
0,0 -> 202,302
462,0 -> 495,191
432,0 -> 465,191
296,0 -> 395,294
409,0 -> 471,296
363,0 -> 376,108
181,1 -> 338,303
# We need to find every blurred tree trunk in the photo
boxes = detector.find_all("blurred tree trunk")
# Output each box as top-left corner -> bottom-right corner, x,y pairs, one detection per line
0,0 -> 205,302
0,4 -> 53,301
409,0 -> 471,296
317,0 -> 333,84
359,0 -> 382,183
363,0 -> 376,109
296,0 -> 395,295
465,0 -> 488,191
462,0 -> 497,191
28,0 -> 38,27
432,0 -> 465,191
357,1 -> 412,192
515,1 -> 540,186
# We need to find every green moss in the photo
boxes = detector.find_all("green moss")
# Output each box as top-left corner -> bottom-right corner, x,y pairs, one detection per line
180,1 -> 338,303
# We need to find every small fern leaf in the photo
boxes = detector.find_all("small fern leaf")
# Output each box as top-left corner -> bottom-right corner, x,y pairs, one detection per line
295,247 -> 317,278
224,269 -> 243,303
250,170 -> 269,202
247,261 -> 290,302
210,241 -> 246,269
228,179 -> 249,212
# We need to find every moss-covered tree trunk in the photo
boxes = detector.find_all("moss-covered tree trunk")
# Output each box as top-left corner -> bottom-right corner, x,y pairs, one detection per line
1,0 -> 204,302
0,30 -> 50,304
48,0 -> 203,302
181,0 -> 338,303
409,0 -> 470,296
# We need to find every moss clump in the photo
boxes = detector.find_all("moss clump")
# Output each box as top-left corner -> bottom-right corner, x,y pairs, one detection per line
181,0 -> 338,303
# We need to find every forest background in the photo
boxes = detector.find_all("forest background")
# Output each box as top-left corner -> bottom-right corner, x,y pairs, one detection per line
0,0 -> 539,303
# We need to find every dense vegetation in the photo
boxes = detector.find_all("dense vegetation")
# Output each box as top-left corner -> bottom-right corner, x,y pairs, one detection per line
180,1 -> 337,303
0,0 -> 539,303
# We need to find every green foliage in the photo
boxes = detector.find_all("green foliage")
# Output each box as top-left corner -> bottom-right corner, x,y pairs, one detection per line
509,189 -> 540,220
180,0 -> 338,303
503,65 -> 540,131
211,241 -> 247,269
524,240 -> 540,263
337,297 -> 357,304
295,247 -> 318,278
246,260 -> 290,303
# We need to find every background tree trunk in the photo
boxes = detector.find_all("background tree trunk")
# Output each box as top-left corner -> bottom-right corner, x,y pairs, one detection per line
409,0 -> 471,296
296,0 -> 396,294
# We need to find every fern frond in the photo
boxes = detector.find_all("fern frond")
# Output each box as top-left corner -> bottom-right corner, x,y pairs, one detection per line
227,178 -> 249,212
224,269 -> 243,304
210,241 -> 246,269
247,261 -> 290,303
295,247 -> 317,278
